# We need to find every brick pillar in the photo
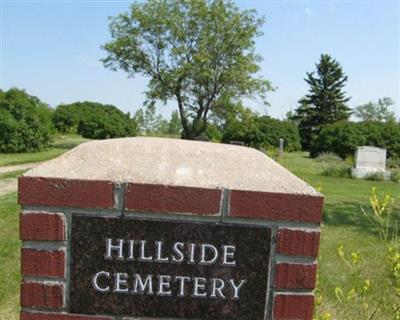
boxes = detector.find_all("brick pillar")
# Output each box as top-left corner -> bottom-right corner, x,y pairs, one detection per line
19,178 -> 115,320
18,137 -> 323,320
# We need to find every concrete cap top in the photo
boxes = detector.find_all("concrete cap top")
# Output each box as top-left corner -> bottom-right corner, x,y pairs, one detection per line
25,137 -> 320,196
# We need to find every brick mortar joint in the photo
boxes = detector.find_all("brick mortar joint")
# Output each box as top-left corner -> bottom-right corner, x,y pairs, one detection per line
275,257 -> 318,264
22,244 -> 67,251
23,276 -> 66,283
274,290 -> 315,295
265,225 -> 278,320
22,279 -> 66,285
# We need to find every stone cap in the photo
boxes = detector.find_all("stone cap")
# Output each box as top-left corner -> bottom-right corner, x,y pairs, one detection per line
25,137 -> 319,196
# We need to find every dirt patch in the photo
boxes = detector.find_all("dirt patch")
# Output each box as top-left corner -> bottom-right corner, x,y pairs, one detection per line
0,179 -> 18,196
0,162 -> 42,174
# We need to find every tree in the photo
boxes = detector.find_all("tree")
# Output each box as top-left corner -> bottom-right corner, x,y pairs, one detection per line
133,104 -> 168,135
54,101 -> 137,139
53,103 -> 81,133
355,97 -> 396,122
102,0 -> 272,140
310,120 -> 400,159
167,110 -> 182,136
292,54 -> 352,150
0,88 -> 54,153
218,104 -> 301,151
220,104 -> 260,146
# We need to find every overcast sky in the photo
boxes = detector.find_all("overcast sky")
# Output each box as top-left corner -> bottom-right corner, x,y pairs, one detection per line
2,0 -> 399,119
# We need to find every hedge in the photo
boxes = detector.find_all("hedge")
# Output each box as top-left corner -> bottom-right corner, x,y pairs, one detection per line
310,120 -> 400,159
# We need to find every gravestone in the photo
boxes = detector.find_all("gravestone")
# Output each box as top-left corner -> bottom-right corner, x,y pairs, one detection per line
352,146 -> 390,179
279,138 -> 284,157
18,137 -> 323,320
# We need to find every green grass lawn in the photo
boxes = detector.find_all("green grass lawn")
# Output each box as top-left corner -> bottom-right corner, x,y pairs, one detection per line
0,135 -> 88,167
0,192 -> 20,320
0,150 -> 398,319
278,152 -> 400,319
0,134 -> 89,320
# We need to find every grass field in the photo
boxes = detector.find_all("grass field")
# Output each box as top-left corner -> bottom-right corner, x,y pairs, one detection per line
0,135 -> 88,319
0,192 -> 20,320
0,135 -> 88,167
278,152 -> 400,319
0,146 -> 399,319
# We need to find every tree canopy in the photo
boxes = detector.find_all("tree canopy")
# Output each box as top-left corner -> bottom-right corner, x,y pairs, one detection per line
218,104 -> 301,151
53,101 -> 137,139
0,88 -> 54,153
355,97 -> 396,122
102,0 -> 273,139
291,54 -> 352,149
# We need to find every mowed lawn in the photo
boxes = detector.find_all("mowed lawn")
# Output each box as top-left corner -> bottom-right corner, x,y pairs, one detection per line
279,152 -> 400,319
0,148 -> 399,319
0,135 -> 88,167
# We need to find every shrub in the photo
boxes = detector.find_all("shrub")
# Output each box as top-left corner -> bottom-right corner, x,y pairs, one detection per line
53,103 -> 81,133
310,121 -> 365,158
256,116 -> 302,152
315,152 -> 342,163
387,158 -> 400,169
310,121 -> 400,159
365,172 -> 385,181
320,163 -> 352,178
222,115 -> 301,151
389,170 -> 400,183
54,102 -> 138,139
0,88 -> 54,153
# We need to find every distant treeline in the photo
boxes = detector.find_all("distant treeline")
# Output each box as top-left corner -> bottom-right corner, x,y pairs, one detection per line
1,87 -> 399,160
0,88 -> 302,154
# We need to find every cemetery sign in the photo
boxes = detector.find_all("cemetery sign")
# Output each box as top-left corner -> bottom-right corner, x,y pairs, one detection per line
70,217 -> 271,319
18,137 -> 323,320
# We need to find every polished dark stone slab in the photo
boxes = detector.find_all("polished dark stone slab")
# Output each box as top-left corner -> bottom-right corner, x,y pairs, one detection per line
69,216 -> 271,319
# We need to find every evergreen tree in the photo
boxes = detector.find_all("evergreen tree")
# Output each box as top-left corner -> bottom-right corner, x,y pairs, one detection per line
292,54 -> 352,149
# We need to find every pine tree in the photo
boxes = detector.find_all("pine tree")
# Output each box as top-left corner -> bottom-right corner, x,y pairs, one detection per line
293,54 -> 352,149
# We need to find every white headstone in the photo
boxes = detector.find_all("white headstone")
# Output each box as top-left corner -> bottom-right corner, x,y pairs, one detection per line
352,146 -> 390,179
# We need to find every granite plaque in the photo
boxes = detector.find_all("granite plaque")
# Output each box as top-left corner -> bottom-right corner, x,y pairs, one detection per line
70,216 -> 272,319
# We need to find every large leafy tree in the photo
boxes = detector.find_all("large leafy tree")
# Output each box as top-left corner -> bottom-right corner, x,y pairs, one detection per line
102,0 -> 272,139
355,97 -> 396,122
292,54 -> 352,149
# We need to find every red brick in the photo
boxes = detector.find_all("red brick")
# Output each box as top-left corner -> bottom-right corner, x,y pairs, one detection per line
18,177 -> 114,209
229,190 -> 323,223
20,213 -> 65,241
21,249 -> 65,278
274,263 -> 317,289
125,183 -> 222,215
21,282 -> 64,309
277,229 -> 320,257
21,311 -> 113,320
273,294 -> 314,320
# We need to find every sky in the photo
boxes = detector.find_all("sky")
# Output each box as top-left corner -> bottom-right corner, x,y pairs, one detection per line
1,0 -> 399,120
